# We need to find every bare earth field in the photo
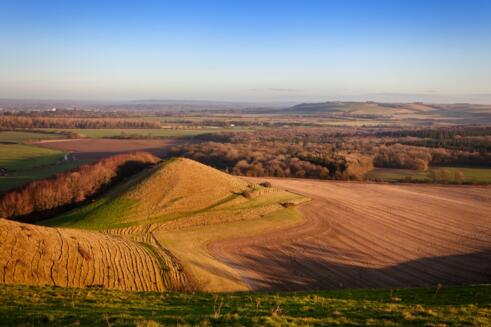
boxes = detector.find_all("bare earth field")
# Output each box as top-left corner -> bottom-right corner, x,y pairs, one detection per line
34,138 -> 183,159
210,178 -> 491,291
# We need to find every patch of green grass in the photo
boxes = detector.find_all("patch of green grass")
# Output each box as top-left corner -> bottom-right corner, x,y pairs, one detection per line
42,167 -> 154,229
365,168 -> 428,182
0,284 -> 488,326
0,159 -> 90,192
0,130 -> 63,142
40,128 -> 240,138
0,143 -> 65,171
365,167 -> 491,184
435,166 -> 491,184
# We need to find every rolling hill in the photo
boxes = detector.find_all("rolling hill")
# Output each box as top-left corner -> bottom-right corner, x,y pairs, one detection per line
44,158 -> 252,229
258,101 -> 435,115
5,157 -> 306,292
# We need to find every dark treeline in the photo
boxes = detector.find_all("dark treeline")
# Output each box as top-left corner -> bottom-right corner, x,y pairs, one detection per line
0,152 -> 159,222
0,115 -> 161,129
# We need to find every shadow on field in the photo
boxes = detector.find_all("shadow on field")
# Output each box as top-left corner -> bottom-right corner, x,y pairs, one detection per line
207,249 -> 491,291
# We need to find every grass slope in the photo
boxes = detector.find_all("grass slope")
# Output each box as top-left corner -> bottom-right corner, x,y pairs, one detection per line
0,284 -> 489,326
0,219 -> 190,292
44,158 -> 253,229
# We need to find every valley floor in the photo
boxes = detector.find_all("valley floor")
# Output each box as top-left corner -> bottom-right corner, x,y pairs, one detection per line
210,178 -> 491,291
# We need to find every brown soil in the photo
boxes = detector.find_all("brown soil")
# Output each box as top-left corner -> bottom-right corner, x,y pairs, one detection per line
209,178 -> 491,291
34,138 -> 183,159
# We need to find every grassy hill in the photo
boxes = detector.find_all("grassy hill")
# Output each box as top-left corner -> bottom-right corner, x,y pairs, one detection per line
0,283 -> 489,326
37,158 -> 307,291
272,101 -> 434,116
45,158 -> 305,230
44,158 -> 252,229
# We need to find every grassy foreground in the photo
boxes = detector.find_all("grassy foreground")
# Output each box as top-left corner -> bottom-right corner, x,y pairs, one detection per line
0,284 -> 489,326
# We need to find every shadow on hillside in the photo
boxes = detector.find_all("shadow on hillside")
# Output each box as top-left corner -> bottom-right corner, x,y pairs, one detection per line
204,248 -> 491,292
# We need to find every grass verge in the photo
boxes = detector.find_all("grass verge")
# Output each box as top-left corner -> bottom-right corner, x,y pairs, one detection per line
0,284 -> 489,326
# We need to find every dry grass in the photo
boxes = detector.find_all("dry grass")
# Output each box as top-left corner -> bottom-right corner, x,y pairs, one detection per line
0,219 -> 189,291
49,158 -> 253,229
123,158 -> 249,223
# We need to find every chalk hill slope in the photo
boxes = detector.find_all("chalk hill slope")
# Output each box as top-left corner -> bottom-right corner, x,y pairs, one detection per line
0,219 -> 190,291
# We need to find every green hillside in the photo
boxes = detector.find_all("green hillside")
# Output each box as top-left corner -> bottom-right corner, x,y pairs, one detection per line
43,158 -> 304,230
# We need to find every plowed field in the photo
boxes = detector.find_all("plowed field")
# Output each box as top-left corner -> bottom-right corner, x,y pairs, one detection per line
210,179 -> 491,290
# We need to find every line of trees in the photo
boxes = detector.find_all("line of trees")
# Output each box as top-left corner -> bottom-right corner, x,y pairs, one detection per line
169,141 -> 373,180
171,127 -> 490,180
0,152 -> 159,222
0,115 -> 161,129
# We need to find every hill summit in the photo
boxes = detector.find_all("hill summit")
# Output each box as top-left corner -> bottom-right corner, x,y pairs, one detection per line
46,157 -> 250,229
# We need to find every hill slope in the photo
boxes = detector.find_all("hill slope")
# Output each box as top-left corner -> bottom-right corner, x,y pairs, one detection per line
0,219 -> 190,291
43,158 -> 307,291
45,158 -> 251,229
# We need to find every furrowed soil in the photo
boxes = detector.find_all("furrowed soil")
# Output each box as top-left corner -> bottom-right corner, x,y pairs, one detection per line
210,178 -> 491,291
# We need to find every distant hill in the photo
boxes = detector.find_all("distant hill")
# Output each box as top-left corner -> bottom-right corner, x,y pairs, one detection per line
246,101 -> 491,122
252,101 -> 436,115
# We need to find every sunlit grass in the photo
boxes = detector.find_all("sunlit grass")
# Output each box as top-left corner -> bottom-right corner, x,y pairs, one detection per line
0,284 -> 489,326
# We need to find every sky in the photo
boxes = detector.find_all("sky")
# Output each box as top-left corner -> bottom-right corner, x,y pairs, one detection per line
0,0 -> 490,103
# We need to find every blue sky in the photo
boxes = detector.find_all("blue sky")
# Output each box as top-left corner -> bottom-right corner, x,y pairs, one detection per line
1,0 -> 490,103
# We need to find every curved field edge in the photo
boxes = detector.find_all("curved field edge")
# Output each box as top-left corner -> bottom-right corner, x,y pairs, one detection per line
0,284 -> 489,326
210,177 -> 491,291
155,206 -> 307,292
